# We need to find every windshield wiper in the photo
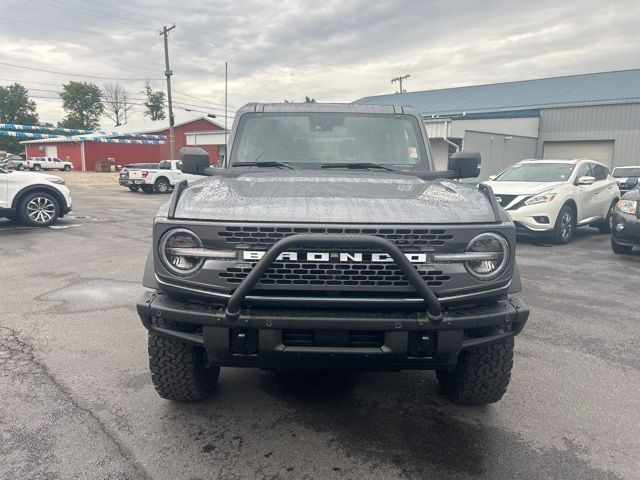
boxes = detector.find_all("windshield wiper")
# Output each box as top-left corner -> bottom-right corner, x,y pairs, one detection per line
231,161 -> 296,170
320,162 -> 397,172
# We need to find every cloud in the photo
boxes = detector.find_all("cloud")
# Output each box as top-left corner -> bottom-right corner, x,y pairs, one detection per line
1,0 -> 639,129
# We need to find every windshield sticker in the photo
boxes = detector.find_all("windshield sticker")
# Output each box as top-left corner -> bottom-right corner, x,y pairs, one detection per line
408,147 -> 418,158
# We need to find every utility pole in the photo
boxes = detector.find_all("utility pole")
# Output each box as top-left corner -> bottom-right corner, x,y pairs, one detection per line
391,74 -> 411,93
160,24 -> 176,159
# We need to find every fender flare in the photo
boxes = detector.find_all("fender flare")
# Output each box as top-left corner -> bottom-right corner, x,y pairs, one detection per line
11,184 -> 68,212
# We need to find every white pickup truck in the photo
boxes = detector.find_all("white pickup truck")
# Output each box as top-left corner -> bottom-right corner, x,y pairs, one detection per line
127,159 -> 200,193
25,157 -> 73,172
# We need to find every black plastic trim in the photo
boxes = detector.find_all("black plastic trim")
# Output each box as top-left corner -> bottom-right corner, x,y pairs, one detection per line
167,180 -> 188,220
477,183 -> 502,222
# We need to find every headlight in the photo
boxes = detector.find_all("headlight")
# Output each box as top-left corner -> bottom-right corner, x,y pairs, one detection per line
617,199 -> 637,215
525,192 -> 557,206
465,233 -> 510,280
159,229 -> 205,276
46,177 -> 65,185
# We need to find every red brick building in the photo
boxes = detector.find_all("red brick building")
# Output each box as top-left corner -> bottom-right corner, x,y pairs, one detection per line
22,117 -> 227,172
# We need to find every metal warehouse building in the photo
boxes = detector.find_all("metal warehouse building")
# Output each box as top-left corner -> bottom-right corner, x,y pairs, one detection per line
355,69 -> 640,180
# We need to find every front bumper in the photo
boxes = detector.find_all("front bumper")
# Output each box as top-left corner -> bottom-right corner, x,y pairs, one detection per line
612,210 -> 640,246
506,202 -> 561,233
137,292 -> 529,369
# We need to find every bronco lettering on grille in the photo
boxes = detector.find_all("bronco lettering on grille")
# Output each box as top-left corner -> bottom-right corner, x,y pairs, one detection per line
242,251 -> 429,263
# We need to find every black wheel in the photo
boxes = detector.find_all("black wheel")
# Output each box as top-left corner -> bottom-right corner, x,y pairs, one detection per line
611,237 -> 633,254
154,177 -> 170,193
32,164 -> 41,171
17,164 -> 25,171
18,191 -> 60,227
552,204 -> 576,244
436,337 -> 514,405
141,185 -> 155,193
598,201 -> 616,234
63,165 -> 71,171
128,185 -> 140,192
148,320 -> 220,401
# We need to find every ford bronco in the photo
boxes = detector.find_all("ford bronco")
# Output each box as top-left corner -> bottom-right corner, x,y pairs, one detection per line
137,103 -> 529,405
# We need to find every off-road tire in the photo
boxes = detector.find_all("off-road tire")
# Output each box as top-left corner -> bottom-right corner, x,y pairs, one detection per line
154,177 -> 170,193
17,164 -> 25,171
128,185 -> 140,192
32,164 -> 41,171
436,337 -> 514,405
552,204 -> 576,244
63,165 -> 71,171
148,321 -> 220,401
598,201 -> 616,234
611,238 -> 633,254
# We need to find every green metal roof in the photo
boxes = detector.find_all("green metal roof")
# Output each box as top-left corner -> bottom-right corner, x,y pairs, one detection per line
354,69 -> 640,117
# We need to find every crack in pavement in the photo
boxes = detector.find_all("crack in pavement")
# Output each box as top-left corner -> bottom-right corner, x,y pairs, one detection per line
0,326 -> 153,480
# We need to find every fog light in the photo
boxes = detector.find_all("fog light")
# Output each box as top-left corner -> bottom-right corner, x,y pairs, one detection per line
616,223 -> 625,231
533,216 -> 550,224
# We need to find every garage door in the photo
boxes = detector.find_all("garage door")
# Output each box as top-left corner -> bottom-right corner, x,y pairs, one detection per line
44,145 -> 58,158
543,140 -> 614,167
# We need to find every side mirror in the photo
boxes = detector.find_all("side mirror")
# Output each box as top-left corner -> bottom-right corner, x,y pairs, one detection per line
180,147 -> 210,175
576,175 -> 596,185
488,175 -> 497,181
448,151 -> 481,179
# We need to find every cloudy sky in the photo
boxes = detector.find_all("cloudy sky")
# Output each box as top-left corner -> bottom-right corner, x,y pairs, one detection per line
1,0 -> 639,131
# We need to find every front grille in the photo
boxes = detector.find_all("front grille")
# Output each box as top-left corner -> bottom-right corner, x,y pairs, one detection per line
218,226 -> 453,250
494,194 -> 518,207
219,262 -> 451,289
282,329 -> 385,348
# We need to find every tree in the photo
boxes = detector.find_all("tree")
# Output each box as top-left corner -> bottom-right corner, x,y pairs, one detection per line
283,97 -> 317,103
59,81 -> 104,130
103,82 -> 133,127
0,83 -> 39,153
142,81 -> 165,121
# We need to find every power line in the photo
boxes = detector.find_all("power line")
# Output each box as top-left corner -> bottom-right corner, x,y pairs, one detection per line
6,83 -> 232,114
173,89 -> 237,110
0,16 -> 106,36
0,62 -> 162,81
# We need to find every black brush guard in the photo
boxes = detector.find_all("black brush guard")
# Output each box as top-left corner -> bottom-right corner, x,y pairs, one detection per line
223,234 -> 443,322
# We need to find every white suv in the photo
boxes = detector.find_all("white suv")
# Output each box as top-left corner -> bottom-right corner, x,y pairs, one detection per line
0,165 -> 72,226
483,159 -> 620,244
25,156 -> 73,172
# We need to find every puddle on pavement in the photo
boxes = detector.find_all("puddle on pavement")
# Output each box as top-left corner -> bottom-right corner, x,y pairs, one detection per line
38,279 -> 145,313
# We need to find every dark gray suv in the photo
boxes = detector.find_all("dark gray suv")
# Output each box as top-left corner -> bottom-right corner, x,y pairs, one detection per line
137,103 -> 529,405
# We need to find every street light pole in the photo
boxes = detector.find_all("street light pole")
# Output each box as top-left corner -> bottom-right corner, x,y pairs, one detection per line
160,24 -> 176,159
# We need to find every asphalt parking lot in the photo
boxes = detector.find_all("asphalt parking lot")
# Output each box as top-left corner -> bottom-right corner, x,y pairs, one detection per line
1,186 -> 639,480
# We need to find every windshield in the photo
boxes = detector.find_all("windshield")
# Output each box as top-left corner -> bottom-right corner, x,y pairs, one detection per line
495,162 -> 575,182
230,112 -> 428,170
612,167 -> 640,178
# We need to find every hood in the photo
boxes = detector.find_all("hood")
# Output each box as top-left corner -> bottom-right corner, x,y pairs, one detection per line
622,187 -> 640,201
170,170 -> 497,224
8,170 -> 63,183
483,180 -> 565,196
